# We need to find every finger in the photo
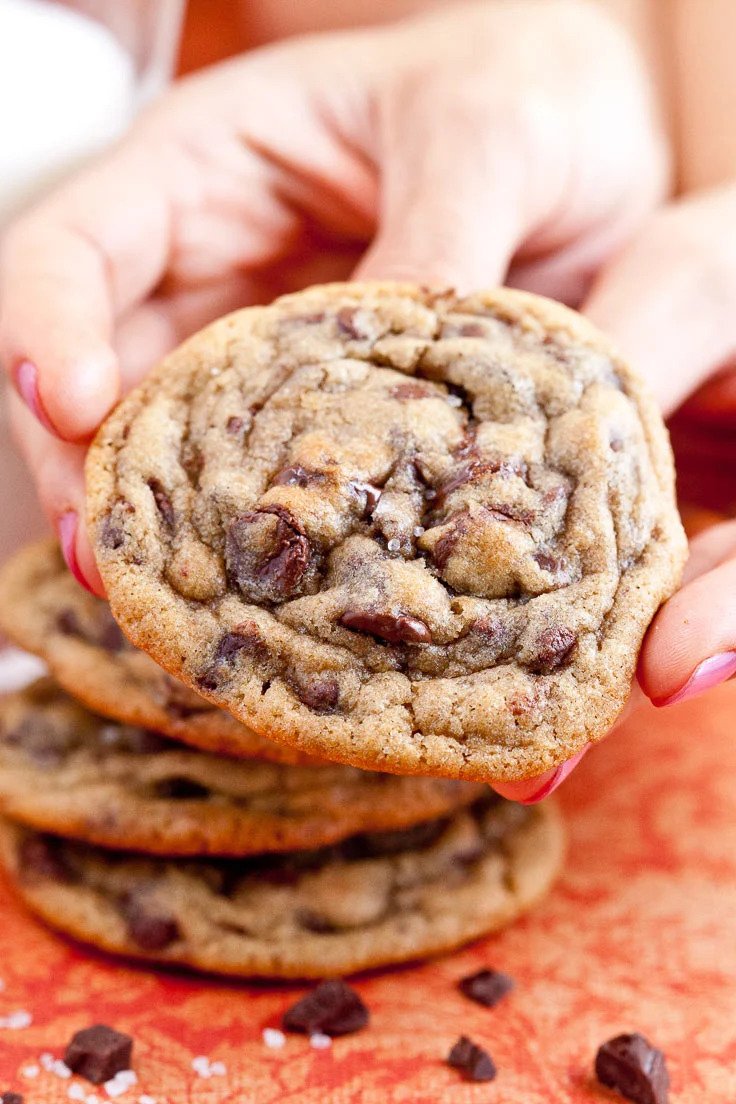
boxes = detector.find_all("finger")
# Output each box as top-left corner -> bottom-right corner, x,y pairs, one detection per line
7,392 -> 104,595
354,71 -> 528,290
639,532 -> 736,707
583,186 -> 736,415
0,140 -> 172,442
493,747 -> 589,804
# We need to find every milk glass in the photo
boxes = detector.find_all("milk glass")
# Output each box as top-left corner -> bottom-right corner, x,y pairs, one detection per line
0,0 -> 184,571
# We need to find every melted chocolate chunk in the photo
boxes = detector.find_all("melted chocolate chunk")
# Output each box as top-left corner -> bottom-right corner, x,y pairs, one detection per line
119,888 -> 180,952
458,968 -> 515,1008
64,1025 -> 133,1085
19,834 -> 76,884
56,606 -> 125,653
1,1093 -> 23,1104
293,676 -> 340,714
336,306 -> 375,341
349,481 -> 382,516
534,551 -> 565,574
447,1036 -> 497,1082
225,508 -> 311,603
198,626 -> 268,691
595,1034 -> 669,1104
431,513 -> 472,570
98,613 -> 126,653
282,980 -> 369,1037
528,626 -> 577,673
151,776 -> 211,800
339,610 -> 432,645
226,415 -> 246,436
99,501 -> 134,551
147,479 -> 175,528
295,908 -> 338,934
56,607 -> 84,638
272,465 -> 325,488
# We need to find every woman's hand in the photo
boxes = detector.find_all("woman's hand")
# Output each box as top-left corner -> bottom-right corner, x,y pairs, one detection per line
0,0 -> 667,593
583,183 -> 736,713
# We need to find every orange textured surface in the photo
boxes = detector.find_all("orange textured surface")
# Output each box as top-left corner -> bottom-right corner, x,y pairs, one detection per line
0,682 -> 734,1101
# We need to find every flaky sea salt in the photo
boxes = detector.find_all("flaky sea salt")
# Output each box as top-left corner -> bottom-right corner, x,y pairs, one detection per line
413,526 -> 425,537
446,394 -> 463,407
262,1028 -> 286,1050
309,1033 -> 332,1050
387,538 -> 401,552
0,1010 -> 32,1028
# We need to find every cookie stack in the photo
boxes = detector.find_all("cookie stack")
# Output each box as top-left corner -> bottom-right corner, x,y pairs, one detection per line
0,281 -> 686,977
0,541 -> 562,977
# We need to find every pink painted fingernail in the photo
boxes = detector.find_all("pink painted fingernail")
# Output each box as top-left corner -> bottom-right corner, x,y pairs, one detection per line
653,651 -> 736,708
13,359 -> 58,434
56,510 -> 95,594
494,746 -> 589,805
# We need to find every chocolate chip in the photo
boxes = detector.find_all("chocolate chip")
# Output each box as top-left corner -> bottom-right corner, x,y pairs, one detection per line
389,382 -> 437,401
119,888 -> 180,952
528,626 -> 577,673
447,1036 -> 496,1082
1,1093 -> 23,1104
272,465 -> 325,489
595,1034 -> 670,1104
339,610 -> 432,645
282,980 -> 369,1037
295,909 -> 338,934
99,501 -> 134,551
349,480 -> 382,516
19,835 -> 75,884
98,725 -> 169,755
198,626 -> 268,691
152,776 -> 211,800
293,676 -> 340,714
225,507 -> 311,603
64,1024 -> 133,1085
147,479 -> 175,528
336,306 -> 375,341
458,968 -> 515,1008
343,818 -> 447,859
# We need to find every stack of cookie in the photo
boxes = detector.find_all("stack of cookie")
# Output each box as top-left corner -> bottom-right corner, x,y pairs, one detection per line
0,281 -> 686,977
0,541 -> 562,977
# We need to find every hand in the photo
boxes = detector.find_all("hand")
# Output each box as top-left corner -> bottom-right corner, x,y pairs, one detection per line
0,0 -> 668,799
583,183 -> 736,714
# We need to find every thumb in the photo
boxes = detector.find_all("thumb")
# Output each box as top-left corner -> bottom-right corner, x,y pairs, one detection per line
355,73 -> 528,291
583,186 -> 736,416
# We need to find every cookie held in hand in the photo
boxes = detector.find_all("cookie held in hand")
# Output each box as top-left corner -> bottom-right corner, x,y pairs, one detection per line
86,282 -> 686,782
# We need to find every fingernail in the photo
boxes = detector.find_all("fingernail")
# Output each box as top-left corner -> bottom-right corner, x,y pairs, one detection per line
653,651 -> 736,708
494,747 -> 589,805
13,359 -> 58,434
56,510 -> 95,594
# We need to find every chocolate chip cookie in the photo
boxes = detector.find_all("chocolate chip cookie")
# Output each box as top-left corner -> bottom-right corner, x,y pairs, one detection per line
86,282 -> 686,782
0,795 -> 564,977
0,680 -> 484,855
0,540 -> 317,764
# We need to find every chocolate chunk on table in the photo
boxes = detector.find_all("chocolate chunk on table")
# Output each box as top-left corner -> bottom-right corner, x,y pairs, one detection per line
595,1033 -> 669,1104
458,968 -> 515,1008
282,980 -> 369,1037
447,1035 -> 497,1082
64,1024 -> 133,1085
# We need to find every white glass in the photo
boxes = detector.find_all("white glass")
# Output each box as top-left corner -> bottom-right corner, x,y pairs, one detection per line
0,0 -> 184,572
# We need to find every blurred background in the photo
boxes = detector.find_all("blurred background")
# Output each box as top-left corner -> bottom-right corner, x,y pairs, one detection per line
0,0 -> 731,577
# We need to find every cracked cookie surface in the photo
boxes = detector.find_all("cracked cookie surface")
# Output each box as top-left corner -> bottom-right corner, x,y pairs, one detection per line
87,282 -> 686,781
0,796 -> 564,977
0,680 -> 484,856
0,541 -> 318,764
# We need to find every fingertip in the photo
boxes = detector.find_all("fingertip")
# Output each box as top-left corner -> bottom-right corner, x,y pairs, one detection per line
493,747 -> 588,804
37,345 -> 120,443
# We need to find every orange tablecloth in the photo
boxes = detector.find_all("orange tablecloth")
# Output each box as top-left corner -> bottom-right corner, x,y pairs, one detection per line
0,683 -> 734,1103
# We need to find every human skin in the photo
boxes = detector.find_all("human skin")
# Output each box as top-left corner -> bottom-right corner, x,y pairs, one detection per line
3,0 -> 736,799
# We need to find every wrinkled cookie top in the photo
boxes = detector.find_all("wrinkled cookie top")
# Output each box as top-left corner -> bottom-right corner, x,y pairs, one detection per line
87,283 -> 685,780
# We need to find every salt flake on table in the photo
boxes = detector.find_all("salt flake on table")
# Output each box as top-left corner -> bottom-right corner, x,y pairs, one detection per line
262,1028 -> 286,1050
68,1085 -> 86,1101
310,1033 -> 332,1050
21,1065 -> 39,1079
0,1010 -> 32,1028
